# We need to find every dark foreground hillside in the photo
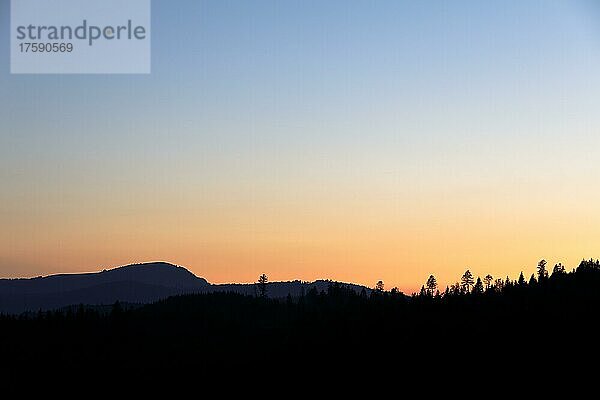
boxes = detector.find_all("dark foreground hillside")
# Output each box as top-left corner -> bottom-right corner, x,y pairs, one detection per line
2,260 -> 600,379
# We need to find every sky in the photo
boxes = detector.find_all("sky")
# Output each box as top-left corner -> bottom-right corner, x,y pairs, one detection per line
1,0 -> 600,293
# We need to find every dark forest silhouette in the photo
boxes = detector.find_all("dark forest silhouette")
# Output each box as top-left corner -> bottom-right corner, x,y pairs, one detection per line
2,258 -> 600,378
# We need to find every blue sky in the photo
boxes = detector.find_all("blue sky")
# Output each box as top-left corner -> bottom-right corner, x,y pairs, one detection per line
1,1 -> 600,289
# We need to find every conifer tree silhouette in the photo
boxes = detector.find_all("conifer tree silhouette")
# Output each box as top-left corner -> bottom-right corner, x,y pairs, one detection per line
257,274 -> 268,298
473,277 -> 484,294
529,274 -> 537,285
537,260 -> 548,282
518,272 -> 526,286
461,270 -> 475,293
552,263 -> 565,276
426,275 -> 437,296
484,274 -> 493,291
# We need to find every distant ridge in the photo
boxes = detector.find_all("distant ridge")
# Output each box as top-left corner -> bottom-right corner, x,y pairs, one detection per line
0,262 -> 371,314
210,280 -> 370,298
0,262 -> 207,314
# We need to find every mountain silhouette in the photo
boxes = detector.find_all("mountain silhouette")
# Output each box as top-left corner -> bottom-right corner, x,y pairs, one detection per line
0,262 -> 370,313
0,262 -> 207,314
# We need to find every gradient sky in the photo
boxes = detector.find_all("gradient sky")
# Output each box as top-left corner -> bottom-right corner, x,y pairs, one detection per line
1,0 -> 600,293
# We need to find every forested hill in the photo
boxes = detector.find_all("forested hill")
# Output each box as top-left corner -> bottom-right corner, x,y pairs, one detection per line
2,259 -> 599,378
0,262 -> 371,313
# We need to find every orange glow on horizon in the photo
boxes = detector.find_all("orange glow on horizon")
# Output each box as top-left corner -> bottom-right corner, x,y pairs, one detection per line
2,181 -> 598,294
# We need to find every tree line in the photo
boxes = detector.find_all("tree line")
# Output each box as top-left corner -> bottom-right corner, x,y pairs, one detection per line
2,258 -> 600,378
407,258 -> 584,298
252,258 -> 595,301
